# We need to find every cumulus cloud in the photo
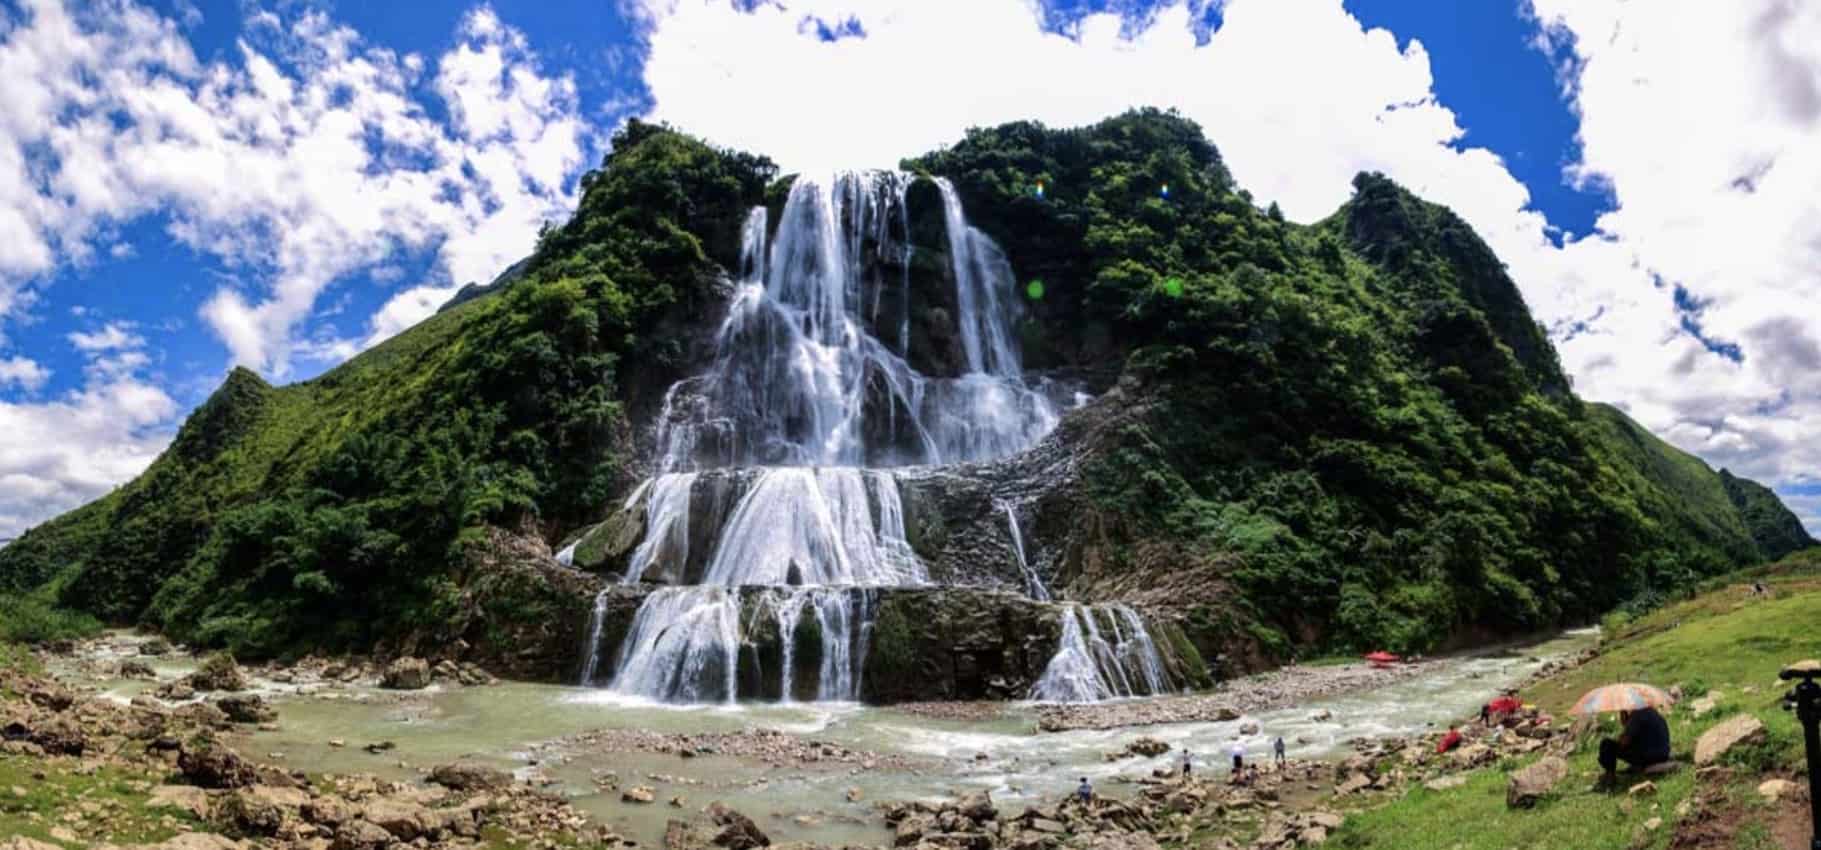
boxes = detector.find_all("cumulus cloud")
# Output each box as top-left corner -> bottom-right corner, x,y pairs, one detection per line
0,0 -> 592,374
0,357 -> 49,392
67,321 -> 144,352
632,0 -> 1820,532
1526,0 -> 1821,528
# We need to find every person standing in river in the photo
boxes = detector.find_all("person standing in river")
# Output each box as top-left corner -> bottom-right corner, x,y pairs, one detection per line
1230,742 -> 1245,775
1180,748 -> 1192,777
1076,777 -> 1093,804
1273,736 -> 1286,766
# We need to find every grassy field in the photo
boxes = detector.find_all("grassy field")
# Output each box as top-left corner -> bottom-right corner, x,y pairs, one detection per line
1329,554 -> 1821,850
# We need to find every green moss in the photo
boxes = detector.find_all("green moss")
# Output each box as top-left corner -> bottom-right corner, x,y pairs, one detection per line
0,755 -> 206,846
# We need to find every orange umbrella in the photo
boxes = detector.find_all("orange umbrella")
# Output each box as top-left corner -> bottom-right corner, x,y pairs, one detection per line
1569,683 -> 1673,715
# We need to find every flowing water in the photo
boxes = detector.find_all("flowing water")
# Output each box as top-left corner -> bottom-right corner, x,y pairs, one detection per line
999,501 -> 1050,602
588,172 -> 1065,703
1030,604 -> 1177,702
65,628 -> 1598,848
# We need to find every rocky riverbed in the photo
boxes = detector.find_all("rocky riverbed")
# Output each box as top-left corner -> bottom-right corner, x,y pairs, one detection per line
5,627 -> 1603,849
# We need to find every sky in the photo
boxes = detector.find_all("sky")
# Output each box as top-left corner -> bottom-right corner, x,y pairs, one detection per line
1,0 -> 1818,541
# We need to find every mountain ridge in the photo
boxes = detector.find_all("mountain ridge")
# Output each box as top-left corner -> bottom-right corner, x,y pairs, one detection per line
0,109 -> 1809,670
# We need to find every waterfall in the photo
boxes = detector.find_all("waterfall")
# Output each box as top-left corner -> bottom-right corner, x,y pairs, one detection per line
999,501 -> 1050,601
622,473 -> 696,584
590,171 -> 1060,703
554,541 -> 578,567
1030,604 -> 1179,703
577,588 -> 613,685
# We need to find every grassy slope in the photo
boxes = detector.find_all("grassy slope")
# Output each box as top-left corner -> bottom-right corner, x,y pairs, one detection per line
1330,548 -> 1821,850
0,298 -> 484,606
1584,403 -> 1763,567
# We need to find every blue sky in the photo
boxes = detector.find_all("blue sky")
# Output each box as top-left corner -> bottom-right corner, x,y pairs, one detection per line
2,0 -> 1818,540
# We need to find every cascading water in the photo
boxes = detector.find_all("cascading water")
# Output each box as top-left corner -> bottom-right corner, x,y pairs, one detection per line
998,500 -> 1050,601
1030,603 -> 1180,703
584,171 -> 1061,703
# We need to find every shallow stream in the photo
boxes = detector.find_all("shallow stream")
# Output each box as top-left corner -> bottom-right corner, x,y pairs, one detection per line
63,627 -> 1597,847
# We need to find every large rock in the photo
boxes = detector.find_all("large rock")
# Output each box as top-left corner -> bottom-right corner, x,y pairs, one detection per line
148,784 -> 213,819
380,657 -> 431,690
189,653 -> 249,692
216,787 -> 287,837
708,801 -> 771,849
1695,714 -> 1765,765
430,760 -> 513,791
178,738 -> 260,789
361,797 -> 442,840
119,660 -> 158,679
956,790 -> 997,823
331,819 -> 396,850
216,694 -> 277,724
1506,756 -> 1568,809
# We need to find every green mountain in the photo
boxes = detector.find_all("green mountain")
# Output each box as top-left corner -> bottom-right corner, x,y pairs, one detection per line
0,110 -> 1807,666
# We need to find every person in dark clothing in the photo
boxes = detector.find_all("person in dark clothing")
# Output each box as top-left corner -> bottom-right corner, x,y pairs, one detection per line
1599,707 -> 1672,781
1076,777 -> 1093,804
1273,736 -> 1286,766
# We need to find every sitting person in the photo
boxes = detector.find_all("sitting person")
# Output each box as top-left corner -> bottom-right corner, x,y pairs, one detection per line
1437,725 -> 1464,754
1599,706 -> 1671,782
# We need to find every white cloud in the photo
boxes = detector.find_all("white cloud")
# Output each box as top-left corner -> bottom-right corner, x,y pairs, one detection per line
67,321 -> 144,352
1525,0 -> 1821,533
632,0 -> 1821,534
0,357 -> 49,392
0,0 -> 593,374
0,372 -> 177,541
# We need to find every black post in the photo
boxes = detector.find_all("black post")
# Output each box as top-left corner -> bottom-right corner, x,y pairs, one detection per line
1781,665 -> 1821,850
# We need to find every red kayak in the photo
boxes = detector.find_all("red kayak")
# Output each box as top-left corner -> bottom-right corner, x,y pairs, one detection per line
1364,651 -> 1400,668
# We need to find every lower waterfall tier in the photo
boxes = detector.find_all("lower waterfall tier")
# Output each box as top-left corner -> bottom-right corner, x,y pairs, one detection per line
575,584 -> 1212,704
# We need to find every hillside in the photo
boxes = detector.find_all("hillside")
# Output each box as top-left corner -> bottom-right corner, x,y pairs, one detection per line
0,110 -> 1809,668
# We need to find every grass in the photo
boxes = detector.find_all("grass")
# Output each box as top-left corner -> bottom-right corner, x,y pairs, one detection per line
0,756 -> 204,846
0,592 -> 102,644
1322,571 -> 1821,850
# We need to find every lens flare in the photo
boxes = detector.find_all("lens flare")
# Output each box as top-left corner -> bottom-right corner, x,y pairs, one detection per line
1026,279 -> 1046,300
1162,277 -> 1184,298
1160,183 -> 1170,199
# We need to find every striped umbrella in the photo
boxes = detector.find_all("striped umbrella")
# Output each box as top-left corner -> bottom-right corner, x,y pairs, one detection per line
1569,683 -> 1674,715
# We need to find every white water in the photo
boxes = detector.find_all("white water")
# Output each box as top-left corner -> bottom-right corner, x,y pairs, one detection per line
999,501 -> 1050,601
1031,604 -> 1179,703
596,172 -> 1062,703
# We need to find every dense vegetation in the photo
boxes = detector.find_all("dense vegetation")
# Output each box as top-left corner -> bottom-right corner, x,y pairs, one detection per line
0,121 -> 774,656
0,109 -> 1808,659
907,109 -> 1813,652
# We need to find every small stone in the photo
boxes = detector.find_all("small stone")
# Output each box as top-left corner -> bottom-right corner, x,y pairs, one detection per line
622,785 -> 655,804
1628,781 -> 1657,797
1757,778 -> 1799,802
670,795 -> 686,807
845,786 -> 863,803
328,738 -> 346,748
1644,817 -> 1662,831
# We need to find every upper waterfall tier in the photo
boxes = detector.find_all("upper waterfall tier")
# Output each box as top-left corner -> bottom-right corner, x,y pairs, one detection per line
654,172 -> 1060,473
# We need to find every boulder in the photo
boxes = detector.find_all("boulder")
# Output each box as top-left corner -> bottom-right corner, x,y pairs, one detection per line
148,784 -> 213,819
1450,743 -> 1494,768
956,790 -> 997,823
1334,773 -> 1372,796
331,819 -> 395,850
216,787 -> 287,837
304,795 -> 356,826
380,657 -> 431,690
1125,737 -> 1170,758
119,660 -> 158,679
1310,709 -> 1333,722
143,835 -> 242,850
361,797 -> 441,840
430,761 -> 513,791
1239,721 -> 1261,735
1757,778 -> 1799,802
140,637 -> 174,656
155,680 -> 196,701
217,694 -> 277,724
623,785 -> 657,803
1695,714 -> 1765,765
709,801 -> 771,849
178,738 -> 260,789
189,653 -> 249,692
1505,756 -> 1568,809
